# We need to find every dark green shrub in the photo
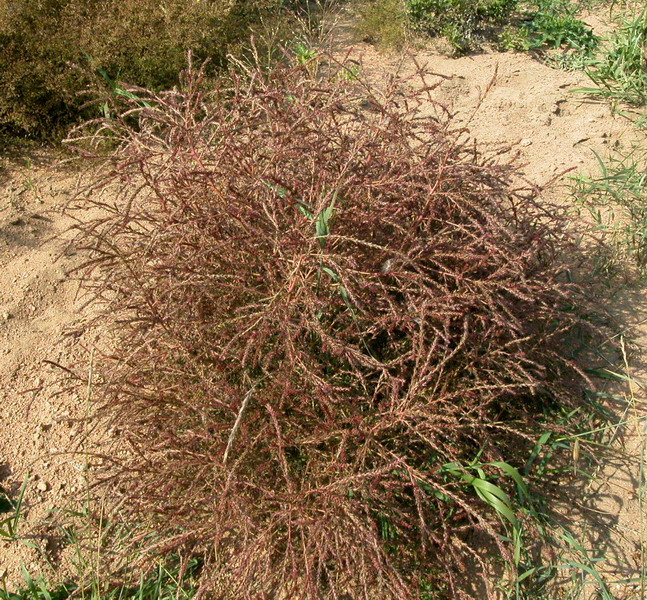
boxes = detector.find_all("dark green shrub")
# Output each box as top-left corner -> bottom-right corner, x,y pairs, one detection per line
0,0 -> 283,138
407,0 -> 519,53
496,1 -> 599,70
519,0 -> 599,50
358,0 -> 598,61
67,61 -> 599,598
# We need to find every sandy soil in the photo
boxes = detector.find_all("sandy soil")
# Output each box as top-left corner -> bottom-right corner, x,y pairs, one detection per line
0,8 -> 645,597
0,149 -> 109,584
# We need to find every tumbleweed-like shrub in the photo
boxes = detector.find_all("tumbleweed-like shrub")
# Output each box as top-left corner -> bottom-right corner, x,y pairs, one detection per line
66,59 -> 596,598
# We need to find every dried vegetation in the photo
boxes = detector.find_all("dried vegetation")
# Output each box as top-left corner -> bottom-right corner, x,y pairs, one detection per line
64,58 -> 602,598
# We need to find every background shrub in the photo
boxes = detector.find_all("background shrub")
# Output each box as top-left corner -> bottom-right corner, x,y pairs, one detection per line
519,0 -> 598,50
357,0 -> 598,58
0,0 -> 284,138
356,0 -> 410,48
497,0 -> 599,69
407,0 -> 520,52
67,61 -> 598,598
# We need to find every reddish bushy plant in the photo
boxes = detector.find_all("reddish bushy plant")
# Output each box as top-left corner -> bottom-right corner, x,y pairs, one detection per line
66,59 -> 596,598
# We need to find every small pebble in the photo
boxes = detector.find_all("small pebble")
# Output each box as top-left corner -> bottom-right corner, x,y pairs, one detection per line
36,481 -> 49,492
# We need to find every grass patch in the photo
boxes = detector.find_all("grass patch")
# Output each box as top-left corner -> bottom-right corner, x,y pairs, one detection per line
0,485 -> 201,600
573,144 -> 647,274
0,559 -> 200,600
577,5 -> 647,106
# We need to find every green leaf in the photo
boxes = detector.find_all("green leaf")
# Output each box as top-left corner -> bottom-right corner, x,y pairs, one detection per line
488,461 -> 529,497
469,477 -> 518,527
321,267 -> 340,282
315,192 -> 337,248
525,431 -> 552,473
261,180 -> 314,218
517,566 -> 540,583
563,560 -> 613,600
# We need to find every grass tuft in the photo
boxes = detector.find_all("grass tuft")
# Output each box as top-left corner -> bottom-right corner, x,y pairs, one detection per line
577,5 -> 647,106
573,145 -> 647,274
